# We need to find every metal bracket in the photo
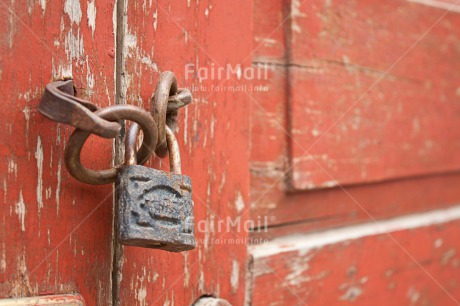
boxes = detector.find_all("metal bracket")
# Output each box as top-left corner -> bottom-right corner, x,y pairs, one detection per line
38,80 -> 122,138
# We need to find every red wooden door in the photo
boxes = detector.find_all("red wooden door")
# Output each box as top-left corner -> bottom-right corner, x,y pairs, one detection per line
2,0 -> 460,305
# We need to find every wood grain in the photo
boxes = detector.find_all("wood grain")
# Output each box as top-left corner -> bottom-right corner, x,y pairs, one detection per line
0,1 -> 116,304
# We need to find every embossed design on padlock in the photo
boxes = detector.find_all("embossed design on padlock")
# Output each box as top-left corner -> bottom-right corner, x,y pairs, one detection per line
118,125 -> 195,252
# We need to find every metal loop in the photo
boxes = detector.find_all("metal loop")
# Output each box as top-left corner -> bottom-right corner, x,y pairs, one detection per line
151,71 -> 178,158
65,105 -> 158,185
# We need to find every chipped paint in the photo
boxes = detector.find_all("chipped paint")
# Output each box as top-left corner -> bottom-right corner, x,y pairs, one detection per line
15,190 -> 26,231
285,254 -> 311,286
0,241 -> 5,273
153,9 -> 158,31
434,238 -> 443,248
408,0 -> 460,12
7,158 -> 18,179
231,260 -> 239,292
340,286 -> 363,302
56,159 -> 61,215
64,30 -> 84,60
183,252 -> 190,287
250,205 -> 460,258
35,136 -> 43,213
87,0 -> 97,36
140,57 -> 158,70
137,286 -> 147,306
290,0 -> 306,33
235,191 -> 245,213
39,0 -> 47,12
64,0 -> 82,24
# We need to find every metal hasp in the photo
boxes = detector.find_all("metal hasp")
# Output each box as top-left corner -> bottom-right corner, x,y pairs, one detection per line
38,80 -> 121,138
118,125 -> 195,252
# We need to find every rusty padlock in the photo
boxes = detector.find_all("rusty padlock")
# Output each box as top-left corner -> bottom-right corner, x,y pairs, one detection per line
118,124 -> 195,252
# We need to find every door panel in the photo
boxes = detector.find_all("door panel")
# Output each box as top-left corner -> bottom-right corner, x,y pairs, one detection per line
253,0 -> 460,191
0,1 -> 116,304
288,0 -> 460,190
116,1 -> 253,305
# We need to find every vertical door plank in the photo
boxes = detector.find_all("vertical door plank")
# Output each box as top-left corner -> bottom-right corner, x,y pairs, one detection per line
116,1 -> 253,305
0,1 -> 116,304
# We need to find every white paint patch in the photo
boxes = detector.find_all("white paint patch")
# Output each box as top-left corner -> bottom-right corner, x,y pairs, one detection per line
87,0 -> 97,36
340,286 -> 363,302
23,105 -> 31,142
0,241 -> 5,272
35,136 -> 44,213
285,254 -> 311,285
15,190 -> 26,231
39,0 -> 47,13
183,107 -> 188,145
291,0 -> 306,33
137,286 -> 147,306
434,238 -> 443,248
408,0 -> 460,13
3,179 -> 7,204
45,187 -> 52,200
198,270 -> 205,292
140,57 -> 158,70
183,253 -> 190,288
231,260 -> 239,292
235,191 -> 245,213
85,55 -> 95,88
64,0 -> 83,24
250,205 -> 460,258
56,159 -> 62,215
210,114 -> 215,139
153,9 -> 158,31
64,30 -> 85,60
7,158 -> 17,179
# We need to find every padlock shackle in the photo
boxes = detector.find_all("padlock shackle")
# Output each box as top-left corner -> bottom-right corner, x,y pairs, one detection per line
125,123 -> 140,166
125,124 -> 181,174
165,126 -> 181,174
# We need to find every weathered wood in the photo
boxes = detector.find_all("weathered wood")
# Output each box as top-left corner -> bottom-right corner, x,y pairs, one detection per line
249,0 -> 460,229
251,0 -> 460,192
248,207 -> 460,305
115,1 -> 253,305
0,294 -> 84,305
0,1 -> 116,304
288,0 -> 460,189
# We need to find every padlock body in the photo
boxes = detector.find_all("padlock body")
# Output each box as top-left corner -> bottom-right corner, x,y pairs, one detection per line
118,165 -> 195,252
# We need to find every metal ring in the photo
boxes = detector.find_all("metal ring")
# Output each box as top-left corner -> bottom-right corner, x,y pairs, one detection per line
151,71 -> 178,158
65,105 -> 158,185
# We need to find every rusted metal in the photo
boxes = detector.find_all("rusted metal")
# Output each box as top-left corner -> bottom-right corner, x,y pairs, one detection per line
165,125 -> 182,174
118,125 -> 195,251
166,88 -> 193,112
164,88 -> 192,132
151,71 -> 179,158
125,122 -> 140,167
39,80 -> 121,138
65,105 -> 158,185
